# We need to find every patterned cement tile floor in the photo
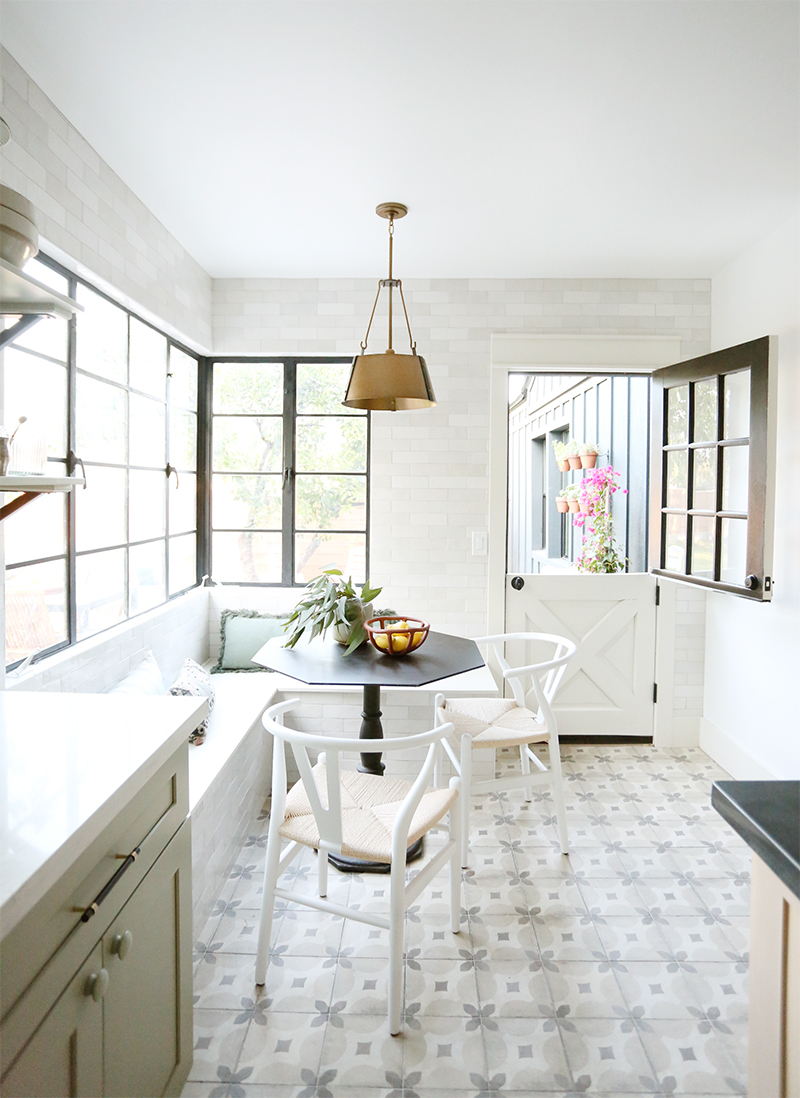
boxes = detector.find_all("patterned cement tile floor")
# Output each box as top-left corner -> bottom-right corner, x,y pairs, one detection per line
182,744 -> 751,1098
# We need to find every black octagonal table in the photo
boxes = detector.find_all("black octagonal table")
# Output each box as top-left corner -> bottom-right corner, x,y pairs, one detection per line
253,631 -> 485,871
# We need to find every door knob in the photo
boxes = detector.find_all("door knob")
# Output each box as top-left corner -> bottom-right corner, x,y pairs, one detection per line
85,969 -> 109,1002
111,930 -> 133,960
511,576 -> 525,590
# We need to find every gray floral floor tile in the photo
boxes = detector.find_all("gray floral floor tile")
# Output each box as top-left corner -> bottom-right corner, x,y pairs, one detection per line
558,1017 -> 655,1094
401,1013 -> 489,1089
235,1010 -> 328,1086
482,1016 -> 572,1091
187,1009 -> 251,1082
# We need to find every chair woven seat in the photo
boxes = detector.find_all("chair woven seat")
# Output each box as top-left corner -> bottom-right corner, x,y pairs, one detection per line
280,762 -> 458,863
442,697 -> 551,750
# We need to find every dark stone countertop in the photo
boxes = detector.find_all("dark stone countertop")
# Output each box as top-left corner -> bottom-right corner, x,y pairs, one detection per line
712,780 -> 800,900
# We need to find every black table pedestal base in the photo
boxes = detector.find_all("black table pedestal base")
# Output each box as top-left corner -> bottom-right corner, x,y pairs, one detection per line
325,838 -> 424,874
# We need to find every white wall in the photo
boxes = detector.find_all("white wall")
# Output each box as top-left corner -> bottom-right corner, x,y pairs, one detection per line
703,213 -> 800,779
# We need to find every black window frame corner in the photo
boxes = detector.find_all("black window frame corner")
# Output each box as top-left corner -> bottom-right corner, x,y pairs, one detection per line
648,335 -> 775,601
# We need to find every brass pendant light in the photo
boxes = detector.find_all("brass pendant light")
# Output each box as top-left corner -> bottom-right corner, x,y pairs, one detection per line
343,203 -> 436,411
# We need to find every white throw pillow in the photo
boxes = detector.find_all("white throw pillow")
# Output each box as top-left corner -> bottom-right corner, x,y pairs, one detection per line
108,652 -> 165,696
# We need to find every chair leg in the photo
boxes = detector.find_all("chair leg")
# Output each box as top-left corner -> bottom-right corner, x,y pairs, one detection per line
318,850 -> 328,897
388,858 -> 406,1035
449,782 -> 462,934
548,736 -> 570,855
255,818 -> 285,985
519,742 -> 533,801
460,734 -> 472,870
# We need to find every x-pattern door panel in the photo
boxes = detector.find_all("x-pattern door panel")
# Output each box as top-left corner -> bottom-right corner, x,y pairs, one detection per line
505,572 -> 657,737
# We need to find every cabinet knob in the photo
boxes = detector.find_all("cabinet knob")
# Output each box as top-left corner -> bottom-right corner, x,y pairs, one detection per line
85,969 -> 109,1002
111,930 -> 133,961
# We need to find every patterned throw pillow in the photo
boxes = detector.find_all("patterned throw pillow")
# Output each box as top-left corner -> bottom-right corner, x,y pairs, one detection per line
169,658 -> 215,745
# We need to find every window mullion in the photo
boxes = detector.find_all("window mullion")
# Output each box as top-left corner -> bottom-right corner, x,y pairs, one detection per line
66,272 -> 78,647
282,361 -> 296,586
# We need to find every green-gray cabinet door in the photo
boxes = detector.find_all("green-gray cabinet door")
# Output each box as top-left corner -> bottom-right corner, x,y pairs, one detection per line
1,945 -> 104,1098
102,821 -> 192,1098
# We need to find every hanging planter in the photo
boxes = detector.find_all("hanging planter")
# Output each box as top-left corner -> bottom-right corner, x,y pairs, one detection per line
556,495 -> 570,513
579,442 -> 600,469
552,440 -> 572,472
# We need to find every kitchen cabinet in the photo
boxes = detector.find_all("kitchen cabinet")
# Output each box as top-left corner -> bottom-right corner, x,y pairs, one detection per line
0,693 -> 204,1098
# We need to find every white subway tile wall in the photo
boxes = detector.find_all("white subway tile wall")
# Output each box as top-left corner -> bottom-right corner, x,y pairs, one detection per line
0,48 -> 212,349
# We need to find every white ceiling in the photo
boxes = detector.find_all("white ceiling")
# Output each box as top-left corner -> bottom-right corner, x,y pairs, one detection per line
2,1 -> 798,279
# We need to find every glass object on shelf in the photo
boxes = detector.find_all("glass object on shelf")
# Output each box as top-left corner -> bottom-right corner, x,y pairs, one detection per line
297,362 -> 363,415
667,385 -> 688,445
212,531 -> 282,584
692,446 -> 717,512
720,517 -> 748,584
693,379 -> 718,443
129,469 -> 165,542
691,516 -> 715,579
664,512 -> 687,572
665,450 -> 688,510
213,416 -> 282,472
129,540 -> 166,614
213,361 -> 282,415
129,317 -> 166,399
4,347 -> 67,457
722,445 -> 749,513
5,559 -> 67,663
295,416 -> 367,473
724,370 -> 750,440
76,548 -> 126,639
169,471 -> 196,535
295,532 -> 367,585
129,393 -> 165,466
4,490 -> 66,565
76,374 -> 126,464
212,473 -> 282,529
76,284 -> 127,384
169,347 -> 198,409
76,465 -> 126,552
169,533 -> 196,595
295,475 -> 366,531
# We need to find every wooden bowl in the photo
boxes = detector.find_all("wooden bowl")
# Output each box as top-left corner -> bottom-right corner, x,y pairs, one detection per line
365,616 -> 430,656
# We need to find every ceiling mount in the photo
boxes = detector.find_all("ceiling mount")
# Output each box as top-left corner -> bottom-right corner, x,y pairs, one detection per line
375,202 -> 408,221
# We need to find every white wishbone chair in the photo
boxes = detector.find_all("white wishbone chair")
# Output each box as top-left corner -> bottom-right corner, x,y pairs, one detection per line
434,632 -> 577,868
255,699 -> 461,1035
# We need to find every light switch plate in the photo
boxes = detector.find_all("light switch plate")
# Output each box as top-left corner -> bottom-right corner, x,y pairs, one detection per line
472,531 -> 488,556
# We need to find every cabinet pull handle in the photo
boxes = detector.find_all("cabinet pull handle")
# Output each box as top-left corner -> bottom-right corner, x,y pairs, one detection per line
85,969 -> 109,1002
111,930 -> 133,961
75,847 -> 141,924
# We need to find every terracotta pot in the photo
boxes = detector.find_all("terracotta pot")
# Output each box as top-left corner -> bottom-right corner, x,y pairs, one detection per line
581,452 -> 598,469
557,459 -> 570,472
556,497 -> 569,513
568,455 -> 582,470
579,499 -> 592,514
568,498 -> 581,513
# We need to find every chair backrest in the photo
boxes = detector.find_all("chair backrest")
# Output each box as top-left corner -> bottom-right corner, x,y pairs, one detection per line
262,700 -> 455,858
477,632 -> 577,725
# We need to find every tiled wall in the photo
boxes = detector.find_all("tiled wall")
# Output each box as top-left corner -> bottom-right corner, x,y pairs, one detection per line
0,48 -> 212,349
673,583 -> 706,727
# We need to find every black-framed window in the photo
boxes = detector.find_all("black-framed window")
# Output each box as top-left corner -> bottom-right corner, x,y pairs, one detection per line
649,336 -> 774,600
209,358 -> 369,586
4,254 -> 200,668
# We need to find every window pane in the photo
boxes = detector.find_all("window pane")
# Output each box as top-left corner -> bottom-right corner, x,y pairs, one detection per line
5,560 -> 67,662
129,541 -> 166,614
295,475 -> 367,531
212,531 -> 282,583
76,466 -> 127,551
693,379 -> 718,443
4,491 -> 66,565
129,393 -> 165,467
76,375 -> 126,463
667,385 -> 688,445
664,513 -> 687,572
14,315 -> 68,362
295,533 -> 366,585
169,472 -> 196,534
665,450 -> 688,510
130,470 -> 166,541
691,516 -> 715,579
129,318 -> 166,398
170,409 -> 197,469
213,416 -> 282,472
296,416 -> 367,473
76,284 -> 127,383
724,370 -> 750,440
169,347 -> 197,410
692,447 -> 717,511
5,348 -> 67,457
297,362 -> 361,414
77,548 -> 126,638
169,533 -> 196,595
721,517 -> 748,584
212,474 -> 282,529
213,362 -> 282,414
722,445 -> 749,513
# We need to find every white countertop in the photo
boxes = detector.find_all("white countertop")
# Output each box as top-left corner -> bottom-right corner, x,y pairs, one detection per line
0,692 -> 205,940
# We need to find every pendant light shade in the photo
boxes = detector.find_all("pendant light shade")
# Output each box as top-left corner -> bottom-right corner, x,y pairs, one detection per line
343,203 -> 436,411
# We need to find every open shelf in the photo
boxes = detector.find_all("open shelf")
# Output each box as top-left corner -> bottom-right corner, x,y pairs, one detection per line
0,258 -> 82,320
0,476 -> 85,522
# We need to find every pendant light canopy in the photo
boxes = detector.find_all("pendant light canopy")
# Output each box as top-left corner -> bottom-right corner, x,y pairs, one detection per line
343,203 -> 436,411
